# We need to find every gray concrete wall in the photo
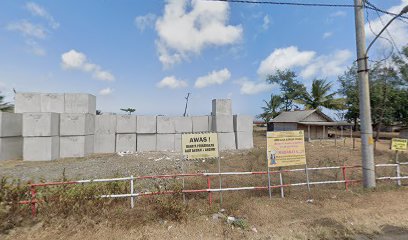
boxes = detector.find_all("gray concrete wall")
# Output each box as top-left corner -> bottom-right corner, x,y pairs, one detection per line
23,113 -> 59,137
60,135 -> 94,158
60,113 -> 95,136
273,122 -> 298,131
116,115 -> 137,133
64,93 -> 96,114
0,137 -> 23,161
0,113 -> 22,137
137,134 -> 156,152
116,133 -> 137,152
399,129 -> 408,139
212,99 -> 232,116
24,136 -> 59,161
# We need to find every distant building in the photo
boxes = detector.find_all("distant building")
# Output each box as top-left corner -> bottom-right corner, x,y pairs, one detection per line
400,128 -> 408,139
270,109 -> 352,141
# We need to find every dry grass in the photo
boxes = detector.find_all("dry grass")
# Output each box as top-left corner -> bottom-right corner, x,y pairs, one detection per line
2,129 -> 408,239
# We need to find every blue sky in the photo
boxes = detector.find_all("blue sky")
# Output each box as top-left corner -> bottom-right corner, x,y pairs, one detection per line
0,0 -> 407,117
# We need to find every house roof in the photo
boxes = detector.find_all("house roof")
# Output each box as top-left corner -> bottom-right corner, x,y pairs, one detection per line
271,109 -> 333,123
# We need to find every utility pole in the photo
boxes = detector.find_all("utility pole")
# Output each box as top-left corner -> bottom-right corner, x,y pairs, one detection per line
354,0 -> 376,188
183,93 -> 191,117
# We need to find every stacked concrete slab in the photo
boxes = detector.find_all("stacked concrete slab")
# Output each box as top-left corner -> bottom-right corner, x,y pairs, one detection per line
211,99 -> 236,151
136,116 -> 157,152
60,113 -> 95,158
23,113 -> 60,161
94,115 -> 117,153
234,115 -> 254,149
116,115 -> 137,152
0,113 -> 23,160
15,92 -> 96,161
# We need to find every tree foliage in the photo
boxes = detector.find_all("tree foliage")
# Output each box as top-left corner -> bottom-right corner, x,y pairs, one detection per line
0,92 -> 13,112
267,70 -> 305,111
296,79 -> 345,110
120,108 -> 136,115
257,94 -> 283,123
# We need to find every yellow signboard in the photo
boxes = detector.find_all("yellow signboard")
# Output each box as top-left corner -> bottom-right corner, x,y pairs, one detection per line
267,130 -> 306,168
182,133 -> 219,159
391,138 -> 408,151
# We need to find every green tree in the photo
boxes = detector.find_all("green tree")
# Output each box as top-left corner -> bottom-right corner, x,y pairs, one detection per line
296,79 -> 345,110
338,64 -> 360,129
0,92 -> 13,112
120,108 -> 136,115
267,70 -> 306,111
257,94 -> 283,123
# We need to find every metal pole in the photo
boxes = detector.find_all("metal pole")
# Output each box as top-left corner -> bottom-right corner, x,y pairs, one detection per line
279,169 -> 284,198
354,0 -> 376,188
182,156 -> 186,203
396,151 -> 401,186
130,175 -> 134,209
267,167 -> 272,199
305,164 -> 312,200
218,156 -> 223,205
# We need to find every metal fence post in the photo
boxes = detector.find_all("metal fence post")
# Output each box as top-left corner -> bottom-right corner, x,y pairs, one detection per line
396,151 -> 401,186
207,176 -> 212,206
30,184 -> 37,217
130,175 -> 134,209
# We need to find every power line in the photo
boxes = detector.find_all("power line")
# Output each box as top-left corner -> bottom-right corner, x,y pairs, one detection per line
206,0 -> 358,8
206,0 -> 408,21
364,0 -> 408,22
364,4 -> 395,63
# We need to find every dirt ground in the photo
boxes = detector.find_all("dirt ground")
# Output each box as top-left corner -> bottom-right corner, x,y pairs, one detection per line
2,128 -> 408,239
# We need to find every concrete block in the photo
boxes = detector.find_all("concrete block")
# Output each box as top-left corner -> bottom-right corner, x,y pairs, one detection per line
116,133 -> 136,152
218,132 -> 236,151
137,116 -> 156,133
212,99 -> 232,116
156,134 -> 175,151
60,113 -> 95,136
233,115 -> 253,132
0,137 -> 23,160
23,136 -> 59,161
64,93 -> 96,114
137,134 -> 156,152
212,115 -> 233,133
174,117 -> 192,133
15,92 -> 41,113
157,116 -> 175,133
116,115 -> 137,133
192,116 -> 210,133
95,115 -> 116,134
60,135 -> 94,158
94,134 -> 116,153
174,134 -> 182,152
0,112 -> 22,137
23,113 -> 59,137
41,93 -> 65,113
235,132 -> 254,149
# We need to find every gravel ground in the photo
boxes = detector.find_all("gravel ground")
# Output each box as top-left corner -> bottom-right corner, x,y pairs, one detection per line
0,150 -> 246,182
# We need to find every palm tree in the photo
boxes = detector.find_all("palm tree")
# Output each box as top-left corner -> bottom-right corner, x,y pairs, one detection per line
0,92 -> 13,112
297,79 -> 345,110
257,94 -> 283,123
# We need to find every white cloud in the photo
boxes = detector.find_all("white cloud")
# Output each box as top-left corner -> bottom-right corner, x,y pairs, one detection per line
25,2 -> 59,29
257,46 -> 315,77
194,68 -> 231,88
300,49 -> 352,79
6,20 -> 47,39
262,15 -> 270,30
157,76 -> 188,89
236,78 -> 274,95
61,50 -> 115,81
99,87 -> 113,96
330,10 -> 347,18
323,32 -> 333,39
155,0 -> 243,67
257,46 -> 352,79
134,13 -> 156,31
25,39 -> 46,56
365,0 -> 408,50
